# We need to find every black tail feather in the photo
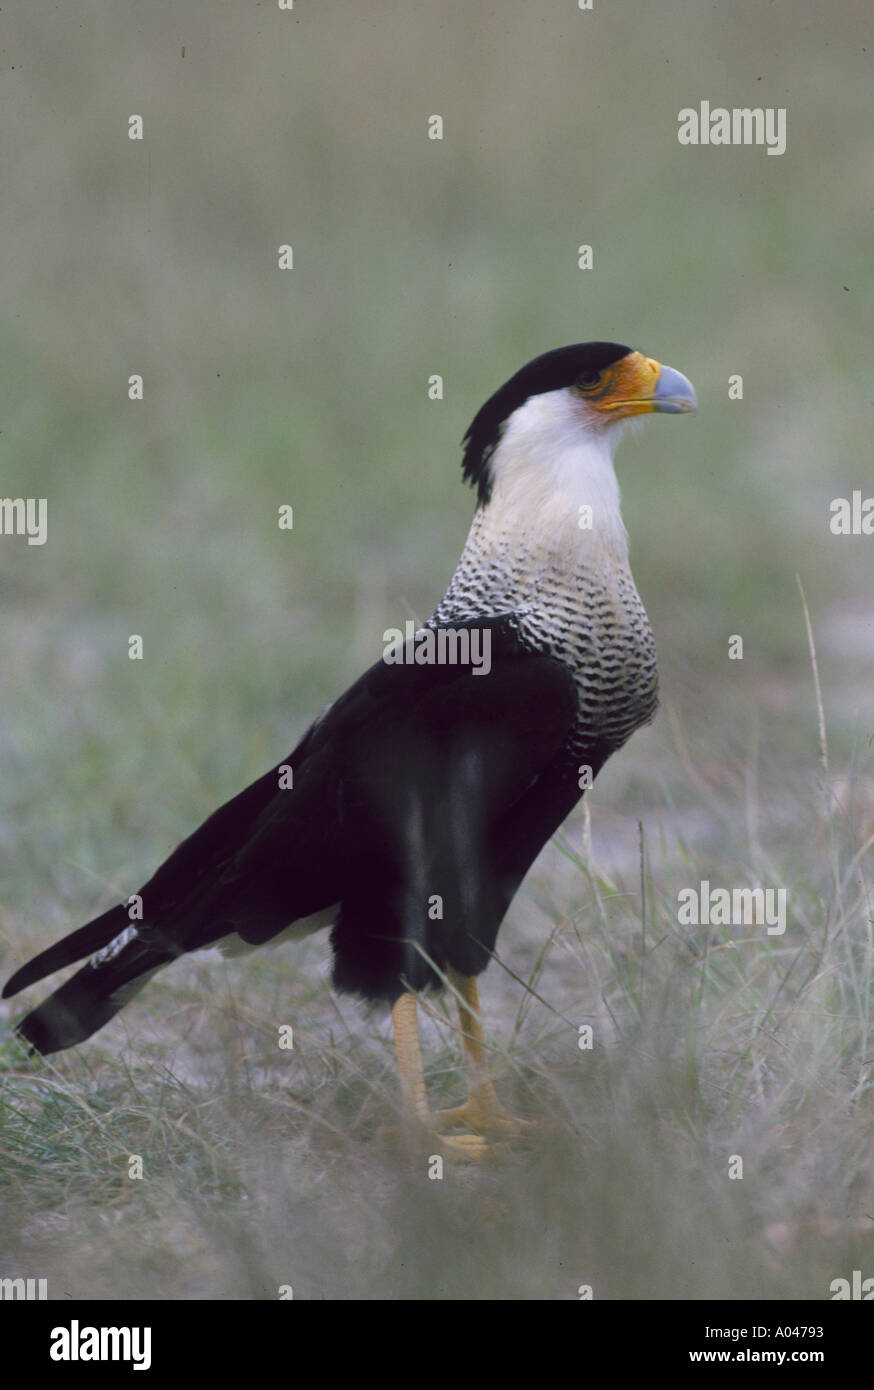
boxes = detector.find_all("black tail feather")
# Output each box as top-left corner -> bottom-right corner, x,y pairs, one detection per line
12,935 -> 174,1055
2,902 -> 130,1000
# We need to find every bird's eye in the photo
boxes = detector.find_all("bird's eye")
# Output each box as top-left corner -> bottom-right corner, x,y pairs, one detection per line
577,370 -> 602,390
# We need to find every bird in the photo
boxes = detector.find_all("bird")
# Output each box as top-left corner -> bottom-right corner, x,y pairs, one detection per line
3,341 -> 696,1157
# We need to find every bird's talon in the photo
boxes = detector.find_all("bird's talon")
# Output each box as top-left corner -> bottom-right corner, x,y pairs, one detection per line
437,1132 -> 491,1161
438,1098 -> 536,1137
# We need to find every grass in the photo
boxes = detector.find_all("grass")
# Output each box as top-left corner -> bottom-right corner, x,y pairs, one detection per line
1,0 -> 872,1300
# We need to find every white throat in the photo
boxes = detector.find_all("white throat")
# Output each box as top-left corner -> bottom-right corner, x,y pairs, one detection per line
481,389 -> 630,566
434,390 -> 640,634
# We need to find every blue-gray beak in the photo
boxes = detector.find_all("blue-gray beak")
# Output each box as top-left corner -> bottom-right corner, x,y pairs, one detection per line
651,363 -> 697,414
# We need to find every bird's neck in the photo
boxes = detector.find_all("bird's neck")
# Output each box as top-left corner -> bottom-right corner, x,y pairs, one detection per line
433,428 -> 633,626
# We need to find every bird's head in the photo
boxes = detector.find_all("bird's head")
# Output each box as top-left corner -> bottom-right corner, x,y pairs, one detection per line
461,343 -> 697,510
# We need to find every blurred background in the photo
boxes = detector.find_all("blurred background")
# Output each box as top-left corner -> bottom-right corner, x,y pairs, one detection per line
0,1 -> 871,1301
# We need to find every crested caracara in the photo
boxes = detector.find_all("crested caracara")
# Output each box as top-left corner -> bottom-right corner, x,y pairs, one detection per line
3,342 -> 696,1157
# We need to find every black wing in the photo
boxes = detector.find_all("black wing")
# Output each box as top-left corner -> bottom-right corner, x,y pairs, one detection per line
3,618 -> 581,1046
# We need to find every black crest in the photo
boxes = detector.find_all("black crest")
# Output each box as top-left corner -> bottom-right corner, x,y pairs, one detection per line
461,342 -> 632,504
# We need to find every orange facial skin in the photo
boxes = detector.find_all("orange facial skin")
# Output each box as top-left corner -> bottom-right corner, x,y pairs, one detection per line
576,351 -> 696,421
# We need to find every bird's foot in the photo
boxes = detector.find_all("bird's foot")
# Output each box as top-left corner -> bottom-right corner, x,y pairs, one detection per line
377,1117 -> 496,1162
372,1117 -> 491,1162
436,1131 -> 492,1162
438,1091 -> 536,1138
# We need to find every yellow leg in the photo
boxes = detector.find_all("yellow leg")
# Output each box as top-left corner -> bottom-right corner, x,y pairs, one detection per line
437,968 -> 535,1137
391,992 -> 429,1121
391,991 -> 488,1160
